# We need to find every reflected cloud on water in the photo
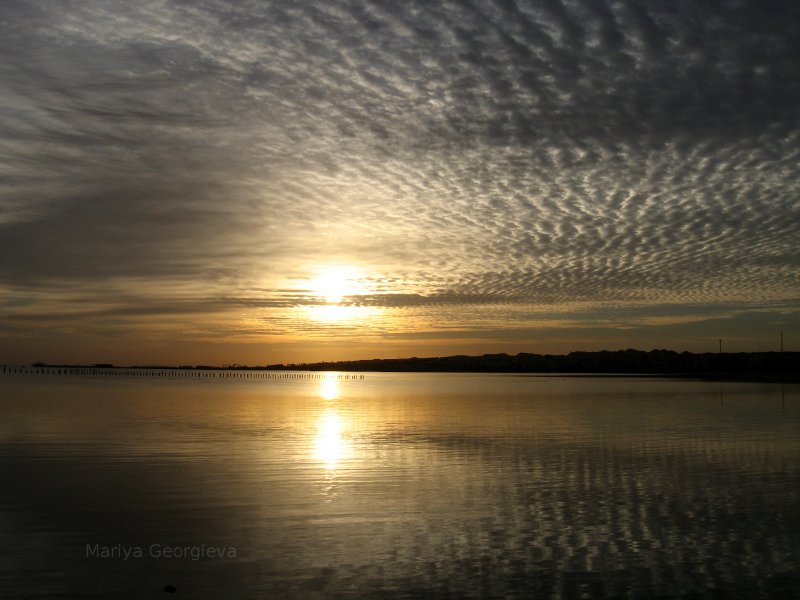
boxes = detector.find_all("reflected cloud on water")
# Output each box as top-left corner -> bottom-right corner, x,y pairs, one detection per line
1,374 -> 799,598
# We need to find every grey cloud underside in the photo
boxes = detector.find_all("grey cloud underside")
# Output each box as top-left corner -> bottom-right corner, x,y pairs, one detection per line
1,0 -> 799,314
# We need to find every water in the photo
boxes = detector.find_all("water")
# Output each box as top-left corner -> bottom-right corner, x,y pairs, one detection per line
1,372 -> 798,599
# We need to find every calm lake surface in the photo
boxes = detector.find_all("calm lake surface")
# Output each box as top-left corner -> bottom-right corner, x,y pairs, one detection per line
1,372 -> 799,599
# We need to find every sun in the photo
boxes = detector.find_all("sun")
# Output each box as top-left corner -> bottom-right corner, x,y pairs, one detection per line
299,265 -> 384,325
310,267 -> 367,304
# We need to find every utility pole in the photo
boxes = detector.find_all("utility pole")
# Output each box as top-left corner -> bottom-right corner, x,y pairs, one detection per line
718,339 -> 722,354
780,330 -> 784,353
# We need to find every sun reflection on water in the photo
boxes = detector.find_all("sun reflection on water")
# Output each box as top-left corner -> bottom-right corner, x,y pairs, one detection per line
319,372 -> 340,401
313,410 -> 349,470
313,373 -> 350,470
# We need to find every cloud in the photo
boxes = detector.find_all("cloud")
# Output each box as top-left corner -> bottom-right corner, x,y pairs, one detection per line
1,0 -> 798,356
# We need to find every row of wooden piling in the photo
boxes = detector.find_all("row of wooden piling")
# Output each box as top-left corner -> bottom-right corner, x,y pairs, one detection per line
0,366 -> 364,380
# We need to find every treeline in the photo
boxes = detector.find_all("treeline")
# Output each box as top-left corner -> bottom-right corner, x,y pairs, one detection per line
24,350 -> 798,381
282,349 -> 799,380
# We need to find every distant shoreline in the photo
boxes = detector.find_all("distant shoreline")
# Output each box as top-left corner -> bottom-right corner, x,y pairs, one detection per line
6,349 -> 798,383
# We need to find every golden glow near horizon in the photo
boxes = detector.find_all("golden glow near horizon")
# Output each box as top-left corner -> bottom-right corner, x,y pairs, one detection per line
306,304 -> 360,321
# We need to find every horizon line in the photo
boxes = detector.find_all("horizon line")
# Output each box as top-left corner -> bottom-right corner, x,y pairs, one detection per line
5,346 -> 795,370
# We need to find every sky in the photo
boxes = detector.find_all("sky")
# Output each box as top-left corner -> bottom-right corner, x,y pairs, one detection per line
1,0 -> 798,365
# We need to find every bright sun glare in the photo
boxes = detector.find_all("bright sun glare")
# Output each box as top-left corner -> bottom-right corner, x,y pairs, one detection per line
319,372 -> 340,400
313,374 -> 349,470
310,267 -> 367,304
314,411 -> 348,469
301,265 -> 383,325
